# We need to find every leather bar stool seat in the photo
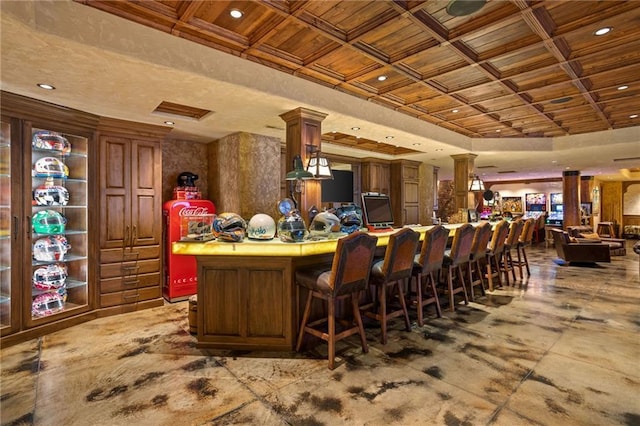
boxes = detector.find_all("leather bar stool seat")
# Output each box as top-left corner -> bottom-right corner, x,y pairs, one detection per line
295,232 -> 378,370
410,225 -> 448,326
362,228 -> 420,344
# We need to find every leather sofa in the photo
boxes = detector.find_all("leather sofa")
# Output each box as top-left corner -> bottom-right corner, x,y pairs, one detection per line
550,228 -> 611,264
566,226 -> 626,256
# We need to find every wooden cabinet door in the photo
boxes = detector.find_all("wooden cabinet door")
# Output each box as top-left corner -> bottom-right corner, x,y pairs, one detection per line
130,140 -> 161,247
100,136 -> 131,249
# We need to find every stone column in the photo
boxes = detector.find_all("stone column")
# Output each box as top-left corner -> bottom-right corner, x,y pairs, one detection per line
280,108 -> 328,222
451,153 -> 477,212
563,170 -> 581,228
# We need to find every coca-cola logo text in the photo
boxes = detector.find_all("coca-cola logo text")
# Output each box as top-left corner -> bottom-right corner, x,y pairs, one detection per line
179,207 -> 211,216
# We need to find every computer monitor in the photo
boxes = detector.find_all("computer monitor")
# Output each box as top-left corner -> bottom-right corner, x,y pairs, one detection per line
361,193 -> 394,231
321,170 -> 354,203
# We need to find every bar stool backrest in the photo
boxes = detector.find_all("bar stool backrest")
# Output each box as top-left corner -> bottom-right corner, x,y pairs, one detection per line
379,228 -> 420,283
470,222 -> 492,260
448,223 -> 475,267
417,225 -> 449,274
330,231 -> 378,296
505,219 -> 525,249
488,220 -> 510,255
519,218 -> 535,245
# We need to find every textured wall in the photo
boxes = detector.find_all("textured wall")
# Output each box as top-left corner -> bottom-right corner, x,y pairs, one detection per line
162,139 -> 209,203
208,132 -> 282,220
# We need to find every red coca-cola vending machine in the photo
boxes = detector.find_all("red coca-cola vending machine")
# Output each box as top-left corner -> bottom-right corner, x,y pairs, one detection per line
163,172 -> 216,302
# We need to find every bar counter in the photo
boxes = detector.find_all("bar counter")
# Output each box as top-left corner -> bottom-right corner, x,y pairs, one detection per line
172,224 -> 467,351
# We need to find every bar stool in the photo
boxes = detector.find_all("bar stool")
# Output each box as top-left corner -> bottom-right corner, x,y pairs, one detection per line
501,219 -> 524,285
295,232 -> 378,370
468,222 -> 492,301
362,228 -> 420,344
486,220 -> 510,291
410,225 -> 448,326
442,223 -> 475,312
514,218 -> 535,278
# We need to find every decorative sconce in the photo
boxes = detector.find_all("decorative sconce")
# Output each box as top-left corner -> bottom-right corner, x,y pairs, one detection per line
285,155 -> 313,209
305,145 -> 333,180
469,174 -> 485,192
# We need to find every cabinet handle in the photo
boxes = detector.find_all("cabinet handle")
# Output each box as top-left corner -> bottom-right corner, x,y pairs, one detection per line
124,226 -> 130,248
13,216 -> 18,240
26,216 -> 31,239
123,293 -> 139,300
131,225 -> 137,248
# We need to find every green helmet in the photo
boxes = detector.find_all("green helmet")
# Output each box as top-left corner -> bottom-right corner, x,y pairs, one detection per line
32,210 -> 66,234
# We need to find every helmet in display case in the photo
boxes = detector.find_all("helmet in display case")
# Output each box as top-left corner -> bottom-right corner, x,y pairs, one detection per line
277,211 -> 308,242
32,131 -> 71,154
31,291 -> 65,318
33,235 -> 70,262
213,212 -> 246,242
34,157 -> 69,178
247,213 -> 276,240
32,210 -> 66,234
308,211 -> 341,238
32,263 -> 68,290
33,178 -> 69,206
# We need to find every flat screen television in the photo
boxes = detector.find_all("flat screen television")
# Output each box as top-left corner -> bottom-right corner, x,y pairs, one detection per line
321,170 -> 354,203
361,193 -> 394,231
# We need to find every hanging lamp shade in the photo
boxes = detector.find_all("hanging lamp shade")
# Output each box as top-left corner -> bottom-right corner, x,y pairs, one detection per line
306,150 -> 333,180
285,155 -> 314,180
469,175 -> 485,192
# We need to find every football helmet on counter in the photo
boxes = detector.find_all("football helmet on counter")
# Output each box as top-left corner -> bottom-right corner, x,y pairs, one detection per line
32,263 -> 68,290
31,291 -> 65,318
308,211 -> 341,238
32,131 -> 71,154
33,235 -> 70,262
213,212 -> 247,242
33,178 -> 69,206
34,157 -> 69,178
335,205 -> 363,234
277,211 -> 308,242
247,213 -> 276,240
32,210 -> 66,234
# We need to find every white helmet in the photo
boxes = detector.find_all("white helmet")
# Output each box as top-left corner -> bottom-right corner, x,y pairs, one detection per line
247,213 -> 276,240
32,131 -> 71,154
33,178 -> 69,206
31,291 -> 65,317
309,211 -> 341,237
34,157 -> 69,178
33,235 -> 70,262
32,263 -> 68,290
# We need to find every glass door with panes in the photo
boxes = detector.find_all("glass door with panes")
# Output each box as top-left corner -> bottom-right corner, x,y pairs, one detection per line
27,127 -> 89,325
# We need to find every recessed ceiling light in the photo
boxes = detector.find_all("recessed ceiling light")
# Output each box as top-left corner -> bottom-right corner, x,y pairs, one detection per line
164,121 -> 175,125
230,9 -> 243,18
385,136 -> 394,140
435,148 -> 444,152
594,27 -> 612,36
37,83 -> 55,90
618,85 -> 629,90
496,129 -> 501,133
351,126 -> 360,131
630,114 -> 638,119
356,136 -> 361,139
412,143 -> 421,146
377,75 -> 387,81
452,109 -> 459,113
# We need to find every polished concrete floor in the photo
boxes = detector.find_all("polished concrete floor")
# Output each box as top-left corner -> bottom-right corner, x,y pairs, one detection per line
2,242 -> 639,426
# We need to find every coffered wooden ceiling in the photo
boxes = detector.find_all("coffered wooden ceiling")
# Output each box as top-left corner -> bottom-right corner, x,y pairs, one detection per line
78,0 -> 640,148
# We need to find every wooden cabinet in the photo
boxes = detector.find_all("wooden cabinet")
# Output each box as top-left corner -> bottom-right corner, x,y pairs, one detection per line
97,118 -> 168,314
196,255 -> 294,351
361,159 -> 390,195
391,160 -> 421,226
1,92 -> 99,344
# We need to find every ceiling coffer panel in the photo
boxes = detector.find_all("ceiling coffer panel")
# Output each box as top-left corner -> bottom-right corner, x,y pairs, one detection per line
78,0 -> 640,139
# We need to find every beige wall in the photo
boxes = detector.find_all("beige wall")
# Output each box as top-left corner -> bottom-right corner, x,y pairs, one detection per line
162,139 -> 209,203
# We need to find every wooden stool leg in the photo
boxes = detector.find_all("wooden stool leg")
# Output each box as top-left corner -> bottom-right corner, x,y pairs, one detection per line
457,265 -> 469,305
351,291 -> 368,353
327,298 -> 336,370
396,278 -> 411,332
296,291 -> 313,352
428,272 -> 442,318
379,283 -> 388,344
415,275 -> 424,327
